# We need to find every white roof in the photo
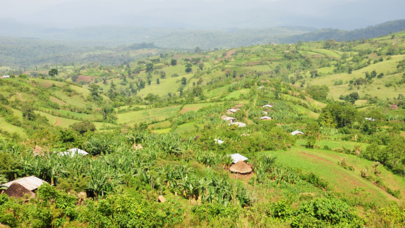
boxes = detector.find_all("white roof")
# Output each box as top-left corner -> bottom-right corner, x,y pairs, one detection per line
227,109 -> 238,113
59,148 -> 89,157
291,130 -> 304,136
230,122 -> 246,127
261,116 -> 272,120
365,118 -> 375,121
3,176 -> 46,191
262,104 -> 272,108
223,117 -> 235,121
2,75 -> 10,78
228,153 -> 248,163
258,86 -> 264,89
214,139 -> 224,144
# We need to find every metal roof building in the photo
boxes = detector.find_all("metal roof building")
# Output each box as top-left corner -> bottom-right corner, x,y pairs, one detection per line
3,176 -> 47,191
228,153 -> 248,164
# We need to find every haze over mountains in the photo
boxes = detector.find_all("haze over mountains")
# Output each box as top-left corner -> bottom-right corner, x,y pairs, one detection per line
3,0 -> 405,29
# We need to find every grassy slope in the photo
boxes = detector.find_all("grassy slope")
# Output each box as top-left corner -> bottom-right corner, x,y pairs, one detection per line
262,146 -> 404,206
308,55 -> 405,99
0,116 -> 27,138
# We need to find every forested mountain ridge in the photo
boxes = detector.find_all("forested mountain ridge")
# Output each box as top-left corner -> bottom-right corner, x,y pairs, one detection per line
284,19 -> 405,43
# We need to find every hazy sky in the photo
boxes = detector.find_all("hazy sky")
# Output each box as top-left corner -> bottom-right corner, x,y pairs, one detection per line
2,0 -> 405,29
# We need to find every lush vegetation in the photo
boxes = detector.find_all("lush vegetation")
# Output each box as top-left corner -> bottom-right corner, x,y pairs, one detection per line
1,29 -> 405,227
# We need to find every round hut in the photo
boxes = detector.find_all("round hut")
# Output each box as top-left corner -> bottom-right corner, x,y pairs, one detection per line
391,103 -> 398,110
230,160 -> 252,174
4,183 -> 36,199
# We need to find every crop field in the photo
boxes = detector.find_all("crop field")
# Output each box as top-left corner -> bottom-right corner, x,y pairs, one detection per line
263,146 -> 404,206
180,102 -> 222,113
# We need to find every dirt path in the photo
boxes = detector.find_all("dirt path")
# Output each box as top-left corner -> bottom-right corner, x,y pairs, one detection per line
54,118 -> 60,126
299,151 -> 334,164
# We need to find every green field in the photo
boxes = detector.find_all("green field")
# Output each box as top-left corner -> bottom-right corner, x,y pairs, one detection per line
117,106 -> 181,124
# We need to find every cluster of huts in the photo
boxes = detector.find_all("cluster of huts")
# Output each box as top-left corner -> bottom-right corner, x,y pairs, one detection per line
0,147 -> 93,199
223,103 -> 247,128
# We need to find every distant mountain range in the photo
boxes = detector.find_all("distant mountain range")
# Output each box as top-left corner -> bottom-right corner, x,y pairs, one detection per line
1,19 -> 405,66
283,19 -> 405,43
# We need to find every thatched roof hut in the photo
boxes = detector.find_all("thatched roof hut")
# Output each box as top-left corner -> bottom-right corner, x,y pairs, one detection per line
391,103 -> 398,110
157,195 -> 166,203
230,160 -> 252,174
4,182 -> 36,199
33,145 -> 44,156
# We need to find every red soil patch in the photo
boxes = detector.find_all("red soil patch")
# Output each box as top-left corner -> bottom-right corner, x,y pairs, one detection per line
40,81 -> 53,88
244,61 -> 262,66
299,152 -> 334,164
78,76 -> 94,82
225,50 -> 236,59
173,55 -> 184,60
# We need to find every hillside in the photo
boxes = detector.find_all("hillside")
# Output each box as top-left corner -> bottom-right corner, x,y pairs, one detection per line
0,31 -> 405,227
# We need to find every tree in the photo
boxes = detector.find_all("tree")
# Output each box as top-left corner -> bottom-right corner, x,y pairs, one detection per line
22,102 -> 36,120
70,120 -> 96,134
160,71 -> 166,79
101,105 -> 114,120
198,63 -> 204,70
233,70 -> 237,78
146,63 -> 154,72
185,63 -> 192,73
195,47 -> 201,53
72,75 -> 79,82
306,85 -> 329,101
318,102 -> 358,128
49,69 -> 58,77
171,59 -> 177,66
181,77 -> 187,85
157,78 -> 160,84
89,83 -> 100,97
306,122 -> 320,148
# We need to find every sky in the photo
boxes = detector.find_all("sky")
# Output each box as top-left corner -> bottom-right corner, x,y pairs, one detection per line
1,0 -> 405,29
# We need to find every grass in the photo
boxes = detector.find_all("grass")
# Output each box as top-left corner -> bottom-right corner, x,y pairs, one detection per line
224,89 -> 250,99
296,139 -> 369,151
0,117 -> 27,138
117,105 -> 181,124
